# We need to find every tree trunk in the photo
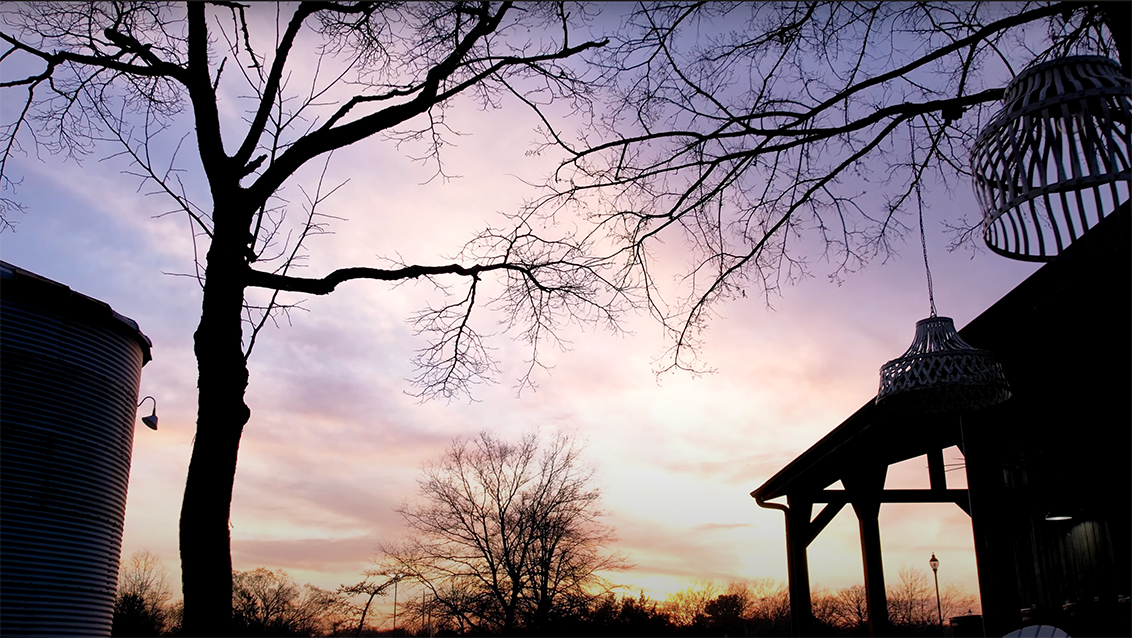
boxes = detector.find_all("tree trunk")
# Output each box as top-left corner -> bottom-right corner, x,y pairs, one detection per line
180,209 -> 253,635
356,591 -> 379,637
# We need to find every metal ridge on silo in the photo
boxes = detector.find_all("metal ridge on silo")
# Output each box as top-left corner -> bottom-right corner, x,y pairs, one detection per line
0,260 -> 152,363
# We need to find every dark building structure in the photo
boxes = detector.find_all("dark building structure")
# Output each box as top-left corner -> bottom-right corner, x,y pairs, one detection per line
750,204 -> 1129,637
1,261 -> 154,636
753,51 -> 1130,637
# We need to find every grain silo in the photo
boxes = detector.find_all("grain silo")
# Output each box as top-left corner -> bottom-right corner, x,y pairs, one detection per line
1,260 -> 154,636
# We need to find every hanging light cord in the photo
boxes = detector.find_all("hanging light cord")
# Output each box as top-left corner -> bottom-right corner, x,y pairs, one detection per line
909,120 -> 938,318
917,187 -> 938,318
910,145 -> 937,319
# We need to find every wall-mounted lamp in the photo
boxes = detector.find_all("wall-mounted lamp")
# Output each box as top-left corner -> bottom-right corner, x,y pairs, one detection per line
1044,512 -> 1073,522
136,396 -> 158,430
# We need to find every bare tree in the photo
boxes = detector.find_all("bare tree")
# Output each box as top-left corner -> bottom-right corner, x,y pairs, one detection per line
719,580 -> 760,621
832,583 -> 870,632
744,578 -> 792,634
0,4 -> 609,633
113,550 -> 173,636
526,2 -> 1127,376
378,431 -> 627,635
662,578 -> 794,634
809,586 -> 843,631
887,566 -> 934,629
662,580 -> 720,627
703,591 -> 746,634
337,572 -> 398,637
940,583 -> 980,626
232,567 -> 345,636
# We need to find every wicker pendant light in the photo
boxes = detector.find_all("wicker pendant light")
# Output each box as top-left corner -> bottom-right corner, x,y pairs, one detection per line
876,173 -> 1010,413
877,316 -> 1011,413
971,56 -> 1131,261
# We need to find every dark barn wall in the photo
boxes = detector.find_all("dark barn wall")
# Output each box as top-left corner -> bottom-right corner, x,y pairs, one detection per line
961,206 -> 1131,637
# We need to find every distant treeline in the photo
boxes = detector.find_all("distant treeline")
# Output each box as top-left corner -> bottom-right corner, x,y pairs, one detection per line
113,552 -> 977,637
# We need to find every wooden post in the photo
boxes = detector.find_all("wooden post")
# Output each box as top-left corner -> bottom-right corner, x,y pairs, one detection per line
785,496 -> 814,637
928,447 -> 947,492
846,465 -> 890,637
963,413 -> 1020,637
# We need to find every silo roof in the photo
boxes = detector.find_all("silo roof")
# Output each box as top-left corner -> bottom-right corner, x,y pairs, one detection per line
0,260 -> 152,364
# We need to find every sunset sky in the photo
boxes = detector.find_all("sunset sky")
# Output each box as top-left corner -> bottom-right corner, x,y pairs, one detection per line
0,3 -> 1048,627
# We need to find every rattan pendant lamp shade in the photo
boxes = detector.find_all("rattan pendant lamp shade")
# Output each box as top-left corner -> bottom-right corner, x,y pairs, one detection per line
971,56 -> 1131,261
877,316 -> 1011,413
877,158 -> 1010,413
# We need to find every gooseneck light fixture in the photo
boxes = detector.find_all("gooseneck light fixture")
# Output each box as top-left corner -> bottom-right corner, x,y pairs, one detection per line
136,395 -> 158,430
971,56 -> 1131,261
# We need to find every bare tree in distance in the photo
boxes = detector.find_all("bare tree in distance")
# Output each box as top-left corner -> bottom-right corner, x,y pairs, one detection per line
882,565 -> 981,630
832,583 -> 870,632
809,586 -> 845,631
337,572 -> 399,637
378,431 -> 627,635
231,567 -> 347,636
662,580 -> 720,627
887,565 -> 935,629
940,582 -> 981,626
113,550 -> 173,636
0,3 -> 610,633
694,579 -> 795,635
526,1 -> 1127,375
657,577 -> 980,635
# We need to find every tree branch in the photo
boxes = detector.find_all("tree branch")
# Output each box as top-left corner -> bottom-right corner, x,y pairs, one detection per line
231,2 -> 319,169
185,3 -> 231,183
244,2 -> 606,209
245,261 -> 543,295
0,30 -> 187,82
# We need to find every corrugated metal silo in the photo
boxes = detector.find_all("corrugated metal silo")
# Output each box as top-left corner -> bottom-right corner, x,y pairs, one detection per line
1,260 -> 153,636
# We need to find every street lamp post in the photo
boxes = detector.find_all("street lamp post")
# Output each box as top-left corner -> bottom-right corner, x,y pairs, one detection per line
392,576 -> 400,636
929,553 -> 943,631
384,573 -> 405,636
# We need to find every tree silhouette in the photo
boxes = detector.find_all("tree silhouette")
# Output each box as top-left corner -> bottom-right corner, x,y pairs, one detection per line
3,3 -> 1125,634
1,3 -> 607,633
231,567 -> 344,636
527,2 -> 1126,375
337,573 -> 399,637
887,565 -> 934,630
663,580 -> 719,628
112,550 -> 172,636
832,584 -> 869,633
112,593 -> 164,637
378,431 -> 626,635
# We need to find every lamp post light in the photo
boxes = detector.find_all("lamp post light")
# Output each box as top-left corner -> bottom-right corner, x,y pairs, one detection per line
929,553 -> 943,630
